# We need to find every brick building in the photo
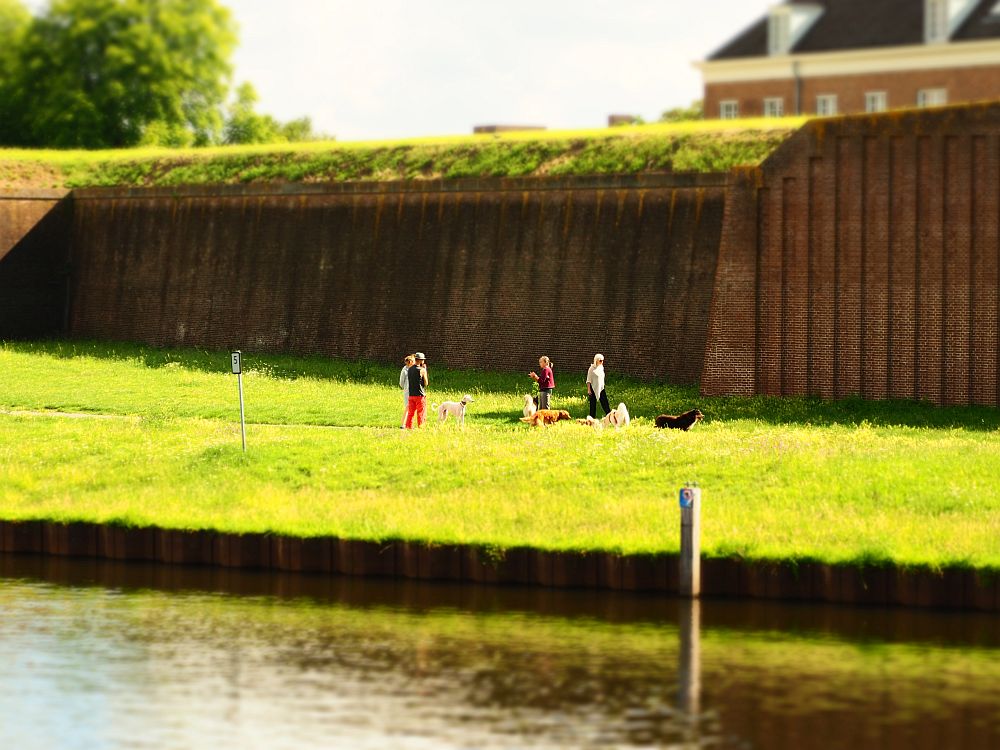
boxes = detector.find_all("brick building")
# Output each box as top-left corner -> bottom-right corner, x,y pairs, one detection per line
697,0 -> 1000,119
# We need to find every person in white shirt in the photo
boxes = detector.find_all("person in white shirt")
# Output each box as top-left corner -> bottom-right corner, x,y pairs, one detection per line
399,354 -> 415,428
586,353 -> 612,419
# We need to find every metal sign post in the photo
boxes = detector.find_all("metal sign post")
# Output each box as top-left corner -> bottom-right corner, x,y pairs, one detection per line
679,484 -> 701,597
231,351 -> 246,453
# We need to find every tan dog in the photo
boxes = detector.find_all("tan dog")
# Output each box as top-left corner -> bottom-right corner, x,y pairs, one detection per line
520,409 -> 571,426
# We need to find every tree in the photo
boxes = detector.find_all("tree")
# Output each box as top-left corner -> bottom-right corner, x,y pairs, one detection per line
222,82 -> 282,144
223,82 -> 320,145
280,116 -> 316,143
660,100 -> 704,123
0,0 -> 28,48
0,0 -> 28,82
2,0 -> 237,148
0,0 -> 29,138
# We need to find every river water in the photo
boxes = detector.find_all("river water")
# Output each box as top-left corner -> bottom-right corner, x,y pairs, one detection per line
0,554 -> 997,749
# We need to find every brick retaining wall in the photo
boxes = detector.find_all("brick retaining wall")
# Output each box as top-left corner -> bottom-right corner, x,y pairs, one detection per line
60,174 -> 725,382
7,104 -> 1000,397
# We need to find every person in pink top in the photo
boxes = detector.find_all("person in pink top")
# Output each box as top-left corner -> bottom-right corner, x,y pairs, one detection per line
529,356 -> 556,410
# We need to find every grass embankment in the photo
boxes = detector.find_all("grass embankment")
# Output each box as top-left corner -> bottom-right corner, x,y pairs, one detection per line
2,340 -> 999,570
0,118 -> 804,189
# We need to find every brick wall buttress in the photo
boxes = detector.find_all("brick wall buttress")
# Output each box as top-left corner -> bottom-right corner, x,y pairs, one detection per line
0,192 -> 72,339
702,102 -> 1000,406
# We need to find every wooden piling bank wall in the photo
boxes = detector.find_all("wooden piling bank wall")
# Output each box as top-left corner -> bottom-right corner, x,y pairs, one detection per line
1,521 -> 996,612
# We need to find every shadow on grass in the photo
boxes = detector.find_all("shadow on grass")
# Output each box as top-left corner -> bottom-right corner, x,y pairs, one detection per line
7,339 -> 1000,432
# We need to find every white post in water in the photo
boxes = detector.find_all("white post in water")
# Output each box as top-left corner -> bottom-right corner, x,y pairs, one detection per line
679,485 -> 701,597
231,350 -> 246,453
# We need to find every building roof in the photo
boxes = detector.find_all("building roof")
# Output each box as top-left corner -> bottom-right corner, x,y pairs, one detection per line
708,0 -> 1000,60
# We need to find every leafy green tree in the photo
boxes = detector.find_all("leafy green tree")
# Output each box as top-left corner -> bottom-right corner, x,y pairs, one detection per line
0,0 -> 30,138
280,116 -> 317,143
0,0 -> 28,84
138,119 -> 196,147
0,0 -> 28,49
660,100 -> 704,123
222,82 -> 282,144
2,0 -> 237,148
223,82 -> 320,145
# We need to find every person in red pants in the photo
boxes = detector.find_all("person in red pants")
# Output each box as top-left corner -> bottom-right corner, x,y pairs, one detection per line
404,352 -> 429,428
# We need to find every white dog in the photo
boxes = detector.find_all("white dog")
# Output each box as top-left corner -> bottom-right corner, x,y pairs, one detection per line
433,395 -> 475,425
601,403 -> 630,430
522,394 -> 537,419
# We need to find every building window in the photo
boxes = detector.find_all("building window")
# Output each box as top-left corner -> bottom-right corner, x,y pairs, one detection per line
769,10 -> 791,55
926,0 -> 949,42
764,97 -> 784,117
720,100 -> 739,119
816,94 -> 838,116
917,88 -> 948,107
865,91 -> 888,113
768,4 -> 824,56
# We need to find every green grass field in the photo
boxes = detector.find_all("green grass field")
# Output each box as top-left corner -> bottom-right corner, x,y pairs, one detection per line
0,117 -> 805,189
2,340 -> 999,569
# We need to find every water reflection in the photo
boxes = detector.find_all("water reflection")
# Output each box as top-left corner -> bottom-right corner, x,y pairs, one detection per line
0,554 -> 998,749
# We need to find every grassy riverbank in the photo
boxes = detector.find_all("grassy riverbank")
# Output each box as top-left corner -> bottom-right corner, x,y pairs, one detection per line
2,340 -> 999,569
0,118 -> 803,189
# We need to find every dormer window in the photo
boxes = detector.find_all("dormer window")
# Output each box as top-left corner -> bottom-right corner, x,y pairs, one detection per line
768,3 -> 824,56
769,10 -> 791,54
926,0 -> 978,43
926,0 -> 949,41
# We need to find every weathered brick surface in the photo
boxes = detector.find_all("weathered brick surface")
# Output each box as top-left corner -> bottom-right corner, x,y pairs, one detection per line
0,192 -> 71,339
703,102 -> 1000,405
56,175 -> 725,384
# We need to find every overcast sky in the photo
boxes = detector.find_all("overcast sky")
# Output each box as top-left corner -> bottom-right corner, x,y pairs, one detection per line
27,0 -> 774,141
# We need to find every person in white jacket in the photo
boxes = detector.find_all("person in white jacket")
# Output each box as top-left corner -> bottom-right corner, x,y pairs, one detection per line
586,353 -> 612,419
399,354 -> 415,428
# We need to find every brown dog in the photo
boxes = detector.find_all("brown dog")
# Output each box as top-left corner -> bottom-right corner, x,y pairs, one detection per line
521,409 -> 572,426
654,409 -> 704,430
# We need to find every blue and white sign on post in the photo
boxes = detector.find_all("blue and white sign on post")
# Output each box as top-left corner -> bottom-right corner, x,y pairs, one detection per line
679,487 -> 697,509
231,350 -> 246,453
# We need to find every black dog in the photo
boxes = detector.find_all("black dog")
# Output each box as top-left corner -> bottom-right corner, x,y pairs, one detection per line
654,409 -> 704,431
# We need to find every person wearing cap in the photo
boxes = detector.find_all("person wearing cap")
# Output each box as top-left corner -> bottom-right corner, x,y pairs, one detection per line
404,352 -> 429,429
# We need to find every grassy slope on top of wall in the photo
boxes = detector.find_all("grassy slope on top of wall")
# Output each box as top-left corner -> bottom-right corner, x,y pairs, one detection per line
0,117 -> 805,189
